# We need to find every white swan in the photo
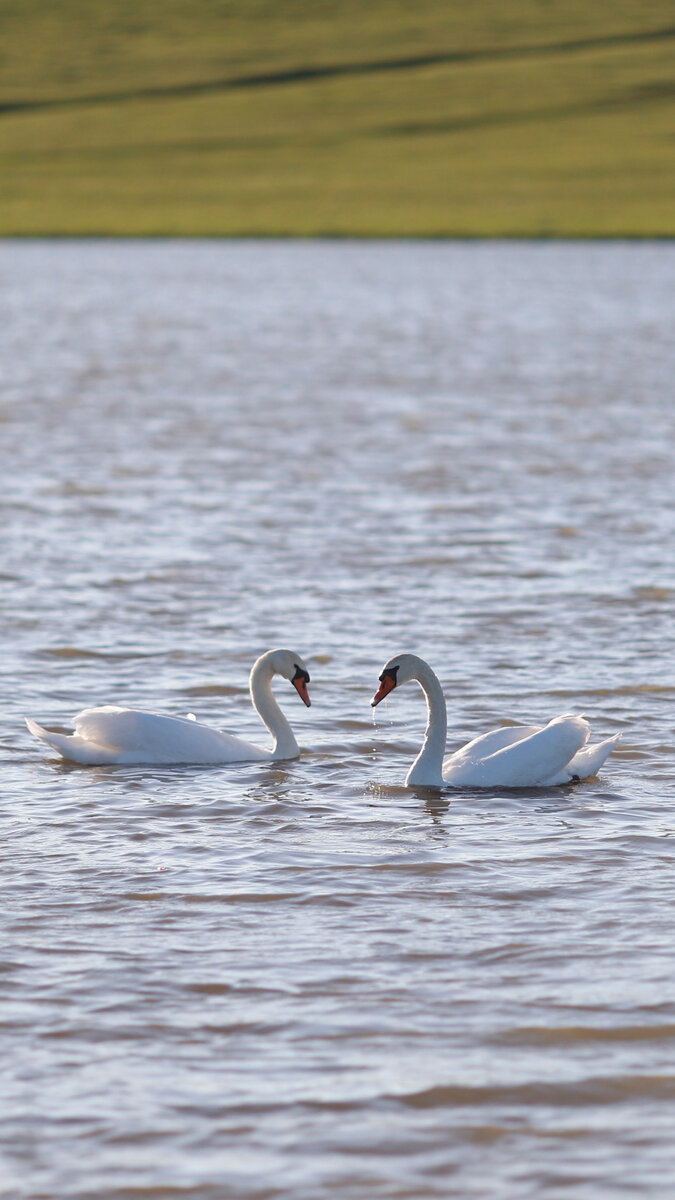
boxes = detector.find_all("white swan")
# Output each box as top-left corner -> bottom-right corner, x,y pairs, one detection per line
371,653 -> 619,788
26,648 -> 311,765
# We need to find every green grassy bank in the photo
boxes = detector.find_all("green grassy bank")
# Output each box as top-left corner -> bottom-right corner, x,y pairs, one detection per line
1,0 -> 674,236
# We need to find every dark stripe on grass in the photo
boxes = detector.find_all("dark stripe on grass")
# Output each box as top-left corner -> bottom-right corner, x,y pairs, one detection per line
1,25 -> 675,117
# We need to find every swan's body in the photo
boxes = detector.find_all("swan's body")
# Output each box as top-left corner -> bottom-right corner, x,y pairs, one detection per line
26,648 -> 311,765
372,653 -> 619,788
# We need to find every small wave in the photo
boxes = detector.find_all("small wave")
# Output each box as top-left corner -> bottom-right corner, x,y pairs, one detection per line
182,891 -> 298,904
122,892 -> 168,902
632,586 -> 672,602
548,684 -> 674,697
38,646 -> 163,660
493,1023 -> 675,1047
393,1074 -> 675,1109
183,684 -> 240,697
185,982 -> 234,996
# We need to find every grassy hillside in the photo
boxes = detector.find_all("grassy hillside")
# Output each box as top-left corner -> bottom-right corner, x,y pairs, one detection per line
1,0 -> 674,235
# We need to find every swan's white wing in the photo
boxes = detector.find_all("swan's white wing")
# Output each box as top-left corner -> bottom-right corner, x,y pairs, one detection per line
445,724 -> 542,769
71,706 -> 269,764
444,714 -> 590,787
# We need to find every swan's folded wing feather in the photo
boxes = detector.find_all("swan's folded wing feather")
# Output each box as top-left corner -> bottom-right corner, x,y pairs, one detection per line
72,706 -> 268,763
481,714 -> 590,786
445,714 -> 590,787
446,724 -> 542,769
72,706 -> 135,749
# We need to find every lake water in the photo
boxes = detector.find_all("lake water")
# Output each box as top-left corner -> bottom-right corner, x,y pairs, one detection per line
2,239 -> 675,1198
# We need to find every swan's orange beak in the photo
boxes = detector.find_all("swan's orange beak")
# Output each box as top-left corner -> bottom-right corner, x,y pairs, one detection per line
371,672 -> 396,707
292,670 -> 311,707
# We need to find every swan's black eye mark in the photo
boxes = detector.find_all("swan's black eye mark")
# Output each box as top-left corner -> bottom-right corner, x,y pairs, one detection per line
293,665 -> 310,684
379,665 -> 399,687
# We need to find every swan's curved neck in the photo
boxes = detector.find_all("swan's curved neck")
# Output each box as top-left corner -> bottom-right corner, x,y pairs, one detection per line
406,661 -> 447,786
249,657 -> 298,760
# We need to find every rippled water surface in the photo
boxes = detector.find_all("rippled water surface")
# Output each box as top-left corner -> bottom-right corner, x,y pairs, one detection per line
2,240 -> 675,1198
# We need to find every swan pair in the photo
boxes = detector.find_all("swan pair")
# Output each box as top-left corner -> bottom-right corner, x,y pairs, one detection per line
26,648 -> 619,787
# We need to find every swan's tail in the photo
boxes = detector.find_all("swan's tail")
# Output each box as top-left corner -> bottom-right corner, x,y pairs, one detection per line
26,717 -> 57,746
569,732 -> 621,780
25,716 -> 106,764
26,716 -> 73,757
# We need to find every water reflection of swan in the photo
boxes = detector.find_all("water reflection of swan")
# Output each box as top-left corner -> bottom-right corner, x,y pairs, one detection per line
26,648 -> 311,765
372,653 -> 619,788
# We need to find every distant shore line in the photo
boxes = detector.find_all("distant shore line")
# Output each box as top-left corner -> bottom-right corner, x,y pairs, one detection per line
1,233 -> 674,242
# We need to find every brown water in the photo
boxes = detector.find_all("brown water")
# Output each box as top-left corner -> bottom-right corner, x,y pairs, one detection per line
2,239 -> 675,1198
